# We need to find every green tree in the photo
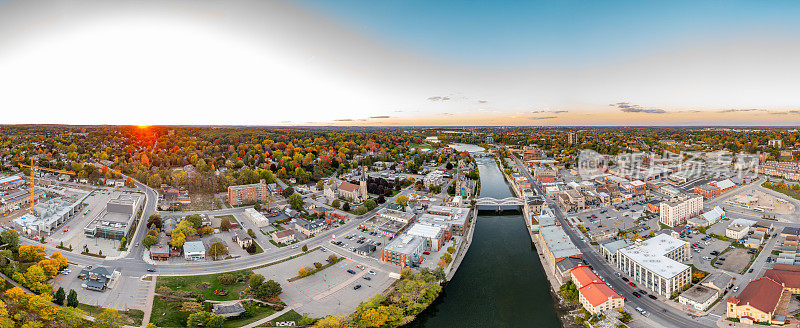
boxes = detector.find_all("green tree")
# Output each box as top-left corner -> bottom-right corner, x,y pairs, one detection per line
186,311 -> 225,328
249,274 -> 265,289
446,246 -> 455,254
54,287 -> 66,305
281,186 -> 294,198
253,279 -> 282,300
67,289 -> 79,307
142,234 -> 158,249
184,214 -> 202,229
0,229 -> 19,250
396,195 -> 409,207
331,199 -> 341,209
206,242 -> 228,260
288,194 -> 304,211
363,199 -> 377,210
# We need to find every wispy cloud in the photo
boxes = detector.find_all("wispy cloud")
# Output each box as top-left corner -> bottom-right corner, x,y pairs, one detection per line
478,100 -> 488,104
369,115 -> 390,119
610,102 -> 666,114
529,116 -> 557,120
769,110 -> 800,115
427,96 -> 450,102
531,110 -> 568,114
442,112 -> 454,116
717,108 -> 765,113
333,118 -> 366,122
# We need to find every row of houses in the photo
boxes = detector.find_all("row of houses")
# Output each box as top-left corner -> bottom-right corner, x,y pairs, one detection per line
758,161 -> 800,181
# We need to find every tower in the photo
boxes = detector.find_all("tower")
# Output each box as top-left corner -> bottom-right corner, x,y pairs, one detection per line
359,166 -> 368,200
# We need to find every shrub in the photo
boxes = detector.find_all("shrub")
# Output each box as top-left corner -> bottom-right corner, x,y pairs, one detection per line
217,273 -> 237,285
314,262 -> 323,269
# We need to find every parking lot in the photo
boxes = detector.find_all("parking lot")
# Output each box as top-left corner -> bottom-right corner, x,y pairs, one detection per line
578,201 -> 661,241
253,248 -> 395,317
51,266 -> 151,311
714,248 -> 753,274
329,227 -> 390,260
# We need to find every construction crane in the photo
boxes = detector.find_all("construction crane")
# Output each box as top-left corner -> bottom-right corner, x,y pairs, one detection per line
18,159 -> 75,214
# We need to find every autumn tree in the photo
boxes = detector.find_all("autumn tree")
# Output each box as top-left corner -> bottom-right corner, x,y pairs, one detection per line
219,217 -> 232,231
18,245 -> 46,262
93,307 -> 122,328
206,242 -> 228,260
186,311 -> 224,328
142,234 -> 158,249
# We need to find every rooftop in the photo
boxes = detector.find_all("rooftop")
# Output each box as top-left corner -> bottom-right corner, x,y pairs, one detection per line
617,234 -> 689,279
540,225 -> 581,259
183,240 -> 205,254
579,282 -> 623,307
384,234 -> 424,256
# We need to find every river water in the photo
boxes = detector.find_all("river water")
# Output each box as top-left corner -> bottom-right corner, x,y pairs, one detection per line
405,156 -> 562,328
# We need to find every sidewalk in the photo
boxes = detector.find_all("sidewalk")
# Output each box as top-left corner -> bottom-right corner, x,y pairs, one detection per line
241,307 -> 294,328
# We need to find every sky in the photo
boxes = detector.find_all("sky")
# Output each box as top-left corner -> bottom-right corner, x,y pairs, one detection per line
0,0 -> 799,126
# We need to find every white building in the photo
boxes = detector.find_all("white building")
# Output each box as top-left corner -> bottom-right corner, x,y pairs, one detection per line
406,222 -> 445,252
423,170 -> 445,188
726,219 -> 756,240
244,208 -> 269,227
659,194 -> 703,227
183,241 -> 206,261
616,234 -> 691,297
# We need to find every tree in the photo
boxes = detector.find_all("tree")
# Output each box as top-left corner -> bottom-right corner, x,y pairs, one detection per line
327,254 -> 338,263
281,186 -> 295,198
207,242 -> 229,260
249,274 -> 265,289
446,162 -> 454,170
186,311 -> 225,328
376,195 -> 386,204
331,199 -> 341,209
147,214 -> 162,230
67,289 -> 79,307
447,246 -> 456,254
441,253 -> 452,264
342,202 -> 351,212
54,287 -> 65,305
313,316 -> 342,328
93,308 -> 121,328
363,199 -> 377,210
181,301 -> 204,313
302,244 -> 308,252
0,229 -> 19,250
142,234 -> 158,249
247,228 -> 255,238
253,280 -> 282,300
201,226 -> 214,235
288,194 -> 304,211
297,268 -> 308,277
18,245 -> 46,262
219,217 -> 232,231
396,195 -> 409,207
184,214 -> 202,229
170,231 -> 186,248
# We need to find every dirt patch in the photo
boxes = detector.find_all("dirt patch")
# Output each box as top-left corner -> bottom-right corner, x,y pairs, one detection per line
716,248 -> 752,274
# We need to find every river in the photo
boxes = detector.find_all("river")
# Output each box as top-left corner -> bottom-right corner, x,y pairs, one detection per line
405,156 -> 562,328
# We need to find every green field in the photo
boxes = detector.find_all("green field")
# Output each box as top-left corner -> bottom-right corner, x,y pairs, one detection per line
78,304 -> 144,326
156,270 -> 252,301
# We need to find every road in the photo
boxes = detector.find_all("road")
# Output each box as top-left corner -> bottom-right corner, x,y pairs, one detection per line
509,152 -> 717,328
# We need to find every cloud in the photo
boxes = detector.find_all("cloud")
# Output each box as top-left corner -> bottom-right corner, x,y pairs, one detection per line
478,100 -> 488,104
529,116 -> 557,120
369,115 -> 391,119
769,110 -> 800,115
427,96 -> 450,102
333,118 -> 366,122
717,108 -> 765,113
531,110 -> 568,114
442,112 -> 454,116
610,102 -> 666,113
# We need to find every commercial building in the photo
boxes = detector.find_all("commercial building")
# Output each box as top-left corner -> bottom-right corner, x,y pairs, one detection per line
244,208 -> 270,227
183,240 -> 206,261
727,277 -> 788,325
382,234 -> 424,268
659,194 -> 703,227
270,229 -> 296,245
84,193 -> 144,240
14,195 -> 86,236
616,234 -> 691,297
522,146 -> 544,161
424,205 -> 470,237
599,240 -> 632,264
570,266 -> 624,314
360,209 -> 416,238
406,222 -> 445,252
294,218 -> 325,236
726,219 -> 756,240
79,266 -> 113,292
423,170 -> 445,188
227,179 -> 268,206
0,175 -> 24,190
679,284 -> 719,311
539,225 -> 582,270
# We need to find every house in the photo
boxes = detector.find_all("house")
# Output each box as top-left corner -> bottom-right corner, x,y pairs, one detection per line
271,229 -> 296,244
183,240 -> 206,261
212,301 -> 246,318
79,266 -> 113,291
294,218 -> 325,236
232,229 -> 254,248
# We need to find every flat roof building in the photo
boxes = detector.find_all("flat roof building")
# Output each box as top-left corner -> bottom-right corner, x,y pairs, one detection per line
382,234 -> 424,268
616,234 -> 690,297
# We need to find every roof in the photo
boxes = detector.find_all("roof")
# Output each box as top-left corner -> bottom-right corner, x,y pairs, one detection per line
782,226 -> 800,236
406,223 -> 444,239
601,240 -> 632,254
555,257 -> 583,273
765,267 -> 800,289
617,234 -> 689,279
702,272 -> 734,291
338,181 -> 360,192
579,282 -> 623,307
183,240 -> 205,254
540,226 -> 582,259
728,277 -> 784,315
570,266 -> 601,287
384,234 -> 424,256
272,229 -> 295,238
212,301 -> 246,316
680,284 -> 717,304
715,179 -> 735,190
701,206 -> 725,222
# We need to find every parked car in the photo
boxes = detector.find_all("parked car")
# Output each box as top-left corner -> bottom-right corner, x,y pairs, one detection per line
622,277 -> 629,282
363,276 -> 372,281
632,292 -> 641,298
353,285 -> 362,290
648,294 -> 657,300
629,282 -> 636,287
347,269 -> 356,274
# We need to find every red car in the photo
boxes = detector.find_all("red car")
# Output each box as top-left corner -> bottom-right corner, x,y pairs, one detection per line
423,251 -> 430,255
628,282 -> 636,287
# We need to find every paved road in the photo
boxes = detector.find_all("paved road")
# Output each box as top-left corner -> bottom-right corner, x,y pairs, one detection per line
510,152 -> 717,328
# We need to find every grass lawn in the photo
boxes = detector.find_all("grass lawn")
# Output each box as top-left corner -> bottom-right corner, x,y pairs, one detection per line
264,309 -> 314,326
78,303 -> 145,326
149,296 -> 187,328
221,304 -> 275,328
252,241 -> 265,254
156,269 -> 253,302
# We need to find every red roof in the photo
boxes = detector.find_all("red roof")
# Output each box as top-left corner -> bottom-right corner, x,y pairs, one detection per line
727,277 -> 784,315
765,267 -> 800,289
339,182 -> 359,192
579,282 -> 623,307
772,264 -> 800,272
570,266 -> 601,288
538,176 -> 556,183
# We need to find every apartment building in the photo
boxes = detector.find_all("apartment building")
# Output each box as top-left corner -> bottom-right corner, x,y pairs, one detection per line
227,179 -> 268,206
659,194 -> 703,227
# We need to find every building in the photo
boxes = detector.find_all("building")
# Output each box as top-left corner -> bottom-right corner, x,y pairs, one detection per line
764,265 -> 800,294
150,241 -> 171,261
570,266 -> 624,314
485,135 -> 494,144
212,301 -> 246,318
227,179 -> 268,206
539,225 -> 582,270
423,170 -> 445,188
679,284 -> 719,311
568,132 -> 578,145
183,240 -> 206,261
727,277 -> 788,324
232,229 -> 254,248
84,194 -> 144,240
616,234 -> 691,297
599,240 -> 632,264
14,195 -> 86,237
768,139 -> 783,148
659,194 -> 703,227
79,266 -> 113,291
244,208 -> 270,227
270,229 -> 296,245
405,222 -> 445,252
382,234 -> 424,268
522,146 -> 544,161
0,175 -> 24,190
360,209 -> 415,238
294,218 -> 325,236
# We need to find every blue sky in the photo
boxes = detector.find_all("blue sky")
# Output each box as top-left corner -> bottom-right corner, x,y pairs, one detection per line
298,0 -> 800,67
